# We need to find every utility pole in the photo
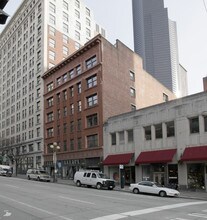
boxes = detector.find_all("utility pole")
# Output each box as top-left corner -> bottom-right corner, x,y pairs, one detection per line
0,0 -> 9,24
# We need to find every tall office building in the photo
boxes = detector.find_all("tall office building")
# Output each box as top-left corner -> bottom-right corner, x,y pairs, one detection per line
132,0 -> 187,97
0,0 -> 105,173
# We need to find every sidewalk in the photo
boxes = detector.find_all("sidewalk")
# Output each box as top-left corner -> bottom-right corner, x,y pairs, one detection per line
14,175 -> 207,201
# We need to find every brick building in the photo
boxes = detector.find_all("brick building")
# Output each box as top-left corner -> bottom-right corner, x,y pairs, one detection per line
43,34 -> 175,178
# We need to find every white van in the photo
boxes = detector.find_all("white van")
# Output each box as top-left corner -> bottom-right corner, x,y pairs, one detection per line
0,165 -> 12,177
74,170 -> 115,190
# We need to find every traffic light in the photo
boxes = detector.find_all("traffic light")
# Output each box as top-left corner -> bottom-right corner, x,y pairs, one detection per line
0,0 -> 9,25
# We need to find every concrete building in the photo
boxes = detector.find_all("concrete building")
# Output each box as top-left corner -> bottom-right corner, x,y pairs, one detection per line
103,91 -> 207,190
132,0 -> 188,97
0,0 -> 105,173
42,34 -> 176,179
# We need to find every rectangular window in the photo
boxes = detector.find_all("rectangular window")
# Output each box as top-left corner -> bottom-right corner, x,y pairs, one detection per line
163,93 -> 169,102
49,14 -> 55,25
87,75 -> 97,88
63,1 -> 68,10
119,131 -> 124,143
75,31 -> 80,40
87,134 -> 98,148
130,87 -> 136,97
63,106 -> 67,116
63,12 -> 69,22
130,71 -> 135,81
87,114 -> 98,128
155,124 -> 162,139
111,133 -> 116,145
63,34 -> 69,44
47,112 -> 54,122
49,2 -> 56,13
63,46 -> 68,55
47,97 -> 53,107
78,138 -> 82,149
63,23 -> 68,33
69,69 -> 75,79
86,56 -> 97,69
63,90 -> 67,100
49,26 -> 55,36
49,50 -> 55,60
78,100 -> 81,112
70,86 -> 74,97
47,127 -> 54,137
70,139 -> 74,151
76,20 -> 81,30
189,117 -> 199,134
204,116 -> 207,132
166,121 -> 175,137
47,82 -> 53,92
70,121 -> 74,132
87,94 -> 97,107
63,73 -> 67,82
63,123 -> 67,133
86,7 -> 90,16
127,130 -> 134,142
63,140 -> 67,151
77,82 -> 81,94
144,126 -> 151,140
49,38 -> 55,48
70,104 -> 74,114
57,77 -> 61,86
77,119 -> 81,131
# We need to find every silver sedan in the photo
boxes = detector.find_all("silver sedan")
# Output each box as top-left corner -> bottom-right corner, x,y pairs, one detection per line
129,181 -> 180,197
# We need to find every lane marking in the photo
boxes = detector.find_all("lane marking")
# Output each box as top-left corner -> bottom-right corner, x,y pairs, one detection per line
91,201 -> 207,220
59,196 -> 95,205
0,194 -> 72,220
189,213 -> 207,218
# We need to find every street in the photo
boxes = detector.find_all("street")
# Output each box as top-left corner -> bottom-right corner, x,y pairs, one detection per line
0,176 -> 207,220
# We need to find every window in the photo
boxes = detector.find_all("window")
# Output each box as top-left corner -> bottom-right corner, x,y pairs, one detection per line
49,38 -> 55,48
127,130 -> 134,142
75,0 -> 80,8
69,69 -> 75,79
49,2 -> 56,13
70,139 -> 74,151
87,94 -> 97,107
63,123 -> 67,133
77,119 -> 81,131
119,131 -> 124,143
63,23 -> 68,33
111,133 -> 116,145
63,73 -> 67,82
49,26 -> 55,36
47,97 -> 53,107
75,31 -> 80,40
70,104 -> 74,114
63,90 -> 67,100
86,114 -> 97,128
155,124 -> 162,139
78,100 -> 81,112
63,140 -> 67,151
87,75 -> 97,88
70,86 -> 74,97
76,21 -> 81,30
63,46 -> 68,55
86,28 -> 91,37
86,7 -> 90,16
70,121 -> 74,132
63,12 -> 68,22
47,127 -> 54,137
86,56 -> 97,69
144,126 -> 151,140
166,121 -> 175,137
63,1 -> 68,10
130,71 -> 135,81
49,14 -> 55,25
63,106 -> 67,116
76,65 -> 81,75
130,87 -> 136,97
75,10 -> 80,18
189,117 -> 199,134
63,34 -> 69,44
47,112 -> 54,122
78,138 -> 82,149
57,93 -> 60,103
163,93 -> 169,102
49,50 -> 55,60
47,82 -> 53,92
57,77 -> 61,86
87,134 -> 98,148
86,18 -> 90,26
77,82 -> 81,94
204,116 -> 207,132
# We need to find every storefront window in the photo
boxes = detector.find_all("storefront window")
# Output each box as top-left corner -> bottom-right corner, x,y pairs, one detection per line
187,163 -> 205,189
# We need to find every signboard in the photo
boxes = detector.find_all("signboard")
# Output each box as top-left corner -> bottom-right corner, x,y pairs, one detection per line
119,164 -> 124,169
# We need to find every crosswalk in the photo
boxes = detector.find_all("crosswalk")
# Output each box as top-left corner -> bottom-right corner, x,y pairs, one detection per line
170,209 -> 207,220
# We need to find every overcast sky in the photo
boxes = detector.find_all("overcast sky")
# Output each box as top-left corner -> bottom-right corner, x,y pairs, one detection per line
1,0 -> 207,95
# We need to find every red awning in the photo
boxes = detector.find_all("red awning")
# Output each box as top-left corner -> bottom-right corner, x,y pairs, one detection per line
135,149 -> 177,164
103,153 -> 133,165
180,146 -> 207,161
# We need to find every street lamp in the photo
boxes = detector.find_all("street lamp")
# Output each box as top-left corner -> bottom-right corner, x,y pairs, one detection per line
50,142 -> 60,182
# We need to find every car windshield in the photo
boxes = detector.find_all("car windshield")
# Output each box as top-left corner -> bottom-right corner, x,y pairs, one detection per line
98,173 -> 108,179
39,171 -> 48,174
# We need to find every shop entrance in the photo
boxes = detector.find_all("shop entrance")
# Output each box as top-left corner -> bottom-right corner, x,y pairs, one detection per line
153,172 -> 164,185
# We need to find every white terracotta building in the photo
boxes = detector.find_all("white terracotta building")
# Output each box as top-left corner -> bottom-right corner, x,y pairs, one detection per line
103,91 -> 207,190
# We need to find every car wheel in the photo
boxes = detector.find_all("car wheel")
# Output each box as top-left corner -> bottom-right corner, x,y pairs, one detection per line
96,183 -> 102,190
27,175 -> 31,180
76,181 -> 81,187
159,191 -> 166,197
133,188 -> 139,194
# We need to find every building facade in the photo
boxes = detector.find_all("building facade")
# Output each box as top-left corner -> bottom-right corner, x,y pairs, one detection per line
43,34 -> 176,179
132,0 -> 188,97
103,91 -> 207,190
0,0 -> 105,173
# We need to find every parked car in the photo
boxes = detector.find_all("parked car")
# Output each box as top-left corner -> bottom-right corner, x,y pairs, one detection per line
129,181 -> 180,197
74,170 -> 115,190
0,165 -> 12,177
26,169 -> 50,182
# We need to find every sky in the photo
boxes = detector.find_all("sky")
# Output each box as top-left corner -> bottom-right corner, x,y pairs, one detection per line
1,0 -> 207,95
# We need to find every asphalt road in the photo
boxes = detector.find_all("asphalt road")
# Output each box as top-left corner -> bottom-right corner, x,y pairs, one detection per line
0,176 -> 207,220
